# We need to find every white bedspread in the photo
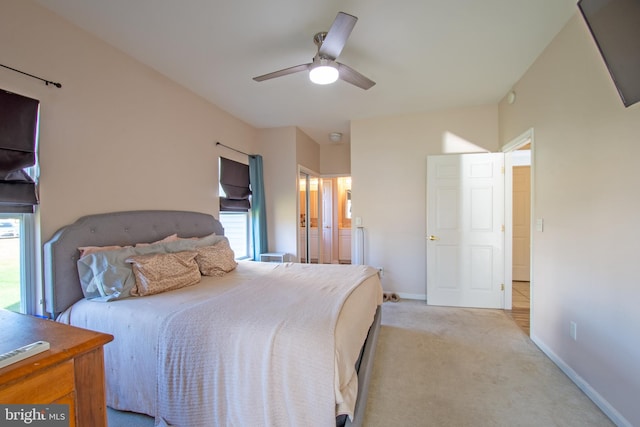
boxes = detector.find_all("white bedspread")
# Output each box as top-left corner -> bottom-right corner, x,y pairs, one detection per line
57,261 -> 382,426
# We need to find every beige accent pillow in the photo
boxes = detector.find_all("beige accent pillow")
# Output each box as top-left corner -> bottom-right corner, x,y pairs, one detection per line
195,239 -> 238,277
126,251 -> 201,296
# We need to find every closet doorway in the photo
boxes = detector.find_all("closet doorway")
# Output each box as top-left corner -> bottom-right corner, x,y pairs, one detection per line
298,170 -> 352,264
299,169 -> 319,263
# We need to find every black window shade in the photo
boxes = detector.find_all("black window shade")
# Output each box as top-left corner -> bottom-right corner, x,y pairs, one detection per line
0,89 -> 39,213
219,157 -> 251,212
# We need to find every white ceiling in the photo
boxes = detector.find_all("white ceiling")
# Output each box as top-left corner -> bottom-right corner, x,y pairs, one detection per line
35,0 -> 578,144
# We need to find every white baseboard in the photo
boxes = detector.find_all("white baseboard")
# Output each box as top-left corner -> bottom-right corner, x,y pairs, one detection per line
396,292 -> 425,301
531,334 -> 631,427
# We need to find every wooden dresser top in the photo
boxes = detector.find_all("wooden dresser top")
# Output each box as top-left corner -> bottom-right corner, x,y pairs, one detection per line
0,309 -> 113,385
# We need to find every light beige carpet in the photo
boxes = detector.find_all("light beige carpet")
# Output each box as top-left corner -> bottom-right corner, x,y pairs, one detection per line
362,300 -> 612,427
108,300 -> 612,427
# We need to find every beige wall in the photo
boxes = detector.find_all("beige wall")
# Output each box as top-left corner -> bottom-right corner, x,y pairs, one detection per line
499,14 -> 640,426
351,105 -> 499,298
1,0 -> 257,243
256,126 -> 325,259
295,128 -> 320,172
320,142 -> 351,175
257,127 -> 298,257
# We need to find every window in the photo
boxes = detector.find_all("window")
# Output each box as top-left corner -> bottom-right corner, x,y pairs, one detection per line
0,216 -> 20,311
0,213 -> 37,314
218,157 -> 252,259
219,212 -> 251,259
0,89 -> 40,314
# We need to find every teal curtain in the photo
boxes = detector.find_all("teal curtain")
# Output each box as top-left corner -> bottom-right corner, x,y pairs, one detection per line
249,155 -> 268,260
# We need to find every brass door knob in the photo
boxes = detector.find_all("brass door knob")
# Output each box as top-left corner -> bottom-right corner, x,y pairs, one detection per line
428,235 -> 439,241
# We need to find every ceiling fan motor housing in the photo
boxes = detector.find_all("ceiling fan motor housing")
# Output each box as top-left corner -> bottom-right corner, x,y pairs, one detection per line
313,32 -> 328,48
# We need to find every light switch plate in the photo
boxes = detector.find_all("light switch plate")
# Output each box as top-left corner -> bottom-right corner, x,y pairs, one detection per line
536,218 -> 544,232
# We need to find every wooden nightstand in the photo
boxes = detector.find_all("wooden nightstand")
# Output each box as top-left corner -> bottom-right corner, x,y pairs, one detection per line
0,310 -> 113,427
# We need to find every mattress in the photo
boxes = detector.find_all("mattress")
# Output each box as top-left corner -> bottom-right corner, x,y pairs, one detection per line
57,260 -> 382,425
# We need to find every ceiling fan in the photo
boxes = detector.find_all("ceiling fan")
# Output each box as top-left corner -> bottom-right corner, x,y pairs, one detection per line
253,12 -> 375,90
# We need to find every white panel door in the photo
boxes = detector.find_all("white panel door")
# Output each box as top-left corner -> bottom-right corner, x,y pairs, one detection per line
426,153 -> 505,308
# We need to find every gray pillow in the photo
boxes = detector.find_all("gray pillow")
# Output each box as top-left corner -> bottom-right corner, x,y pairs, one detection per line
77,246 -> 138,301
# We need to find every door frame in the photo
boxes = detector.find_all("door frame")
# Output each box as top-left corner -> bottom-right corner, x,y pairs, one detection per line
501,128 -> 534,315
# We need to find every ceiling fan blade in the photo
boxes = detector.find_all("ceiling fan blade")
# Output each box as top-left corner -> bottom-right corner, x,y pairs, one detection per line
318,12 -> 357,60
253,63 -> 311,82
337,62 -> 375,90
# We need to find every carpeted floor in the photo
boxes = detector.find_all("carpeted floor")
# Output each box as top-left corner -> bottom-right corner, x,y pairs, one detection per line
108,300 -> 613,427
362,300 -> 612,427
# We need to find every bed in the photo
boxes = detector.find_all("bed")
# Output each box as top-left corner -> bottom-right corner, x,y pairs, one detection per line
43,210 -> 383,427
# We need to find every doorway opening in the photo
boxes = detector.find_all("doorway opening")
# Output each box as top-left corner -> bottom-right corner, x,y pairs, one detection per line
503,129 -> 533,335
323,176 -> 352,264
298,170 -> 352,264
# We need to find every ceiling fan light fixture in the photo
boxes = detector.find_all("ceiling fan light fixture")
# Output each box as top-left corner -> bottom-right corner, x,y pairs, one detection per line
309,59 -> 339,85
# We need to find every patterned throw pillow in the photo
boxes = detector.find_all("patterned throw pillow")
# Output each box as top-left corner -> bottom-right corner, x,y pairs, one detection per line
195,239 -> 238,277
126,251 -> 201,296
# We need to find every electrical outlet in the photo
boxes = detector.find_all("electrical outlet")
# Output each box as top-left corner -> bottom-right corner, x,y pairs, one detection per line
378,267 -> 384,277
570,321 -> 577,341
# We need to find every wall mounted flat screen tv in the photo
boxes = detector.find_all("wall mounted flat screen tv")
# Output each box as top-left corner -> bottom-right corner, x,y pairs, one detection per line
577,0 -> 640,107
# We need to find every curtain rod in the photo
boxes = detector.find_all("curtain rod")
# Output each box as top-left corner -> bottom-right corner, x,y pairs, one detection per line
216,141 -> 250,156
0,64 -> 62,88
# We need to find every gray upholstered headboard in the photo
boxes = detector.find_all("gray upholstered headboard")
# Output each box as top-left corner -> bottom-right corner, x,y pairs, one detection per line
43,210 -> 224,317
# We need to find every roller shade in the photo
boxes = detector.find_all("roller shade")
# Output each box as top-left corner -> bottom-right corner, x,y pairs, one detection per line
219,157 -> 251,212
0,89 -> 39,213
